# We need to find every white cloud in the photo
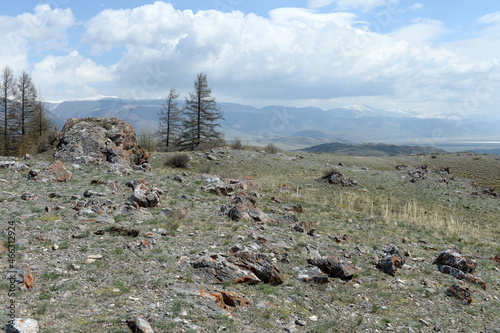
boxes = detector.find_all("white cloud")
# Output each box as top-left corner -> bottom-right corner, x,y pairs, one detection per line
77,1 -> 500,113
443,11 -> 500,62
313,0 -> 398,12
3,2 -> 499,114
0,5 -> 75,70
308,0 -> 336,9
477,11 -> 500,24
390,18 -> 446,45
32,51 -> 114,99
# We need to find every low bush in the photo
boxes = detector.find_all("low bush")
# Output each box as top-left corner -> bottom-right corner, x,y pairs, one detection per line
264,143 -> 279,154
231,138 -> 244,150
165,153 -> 190,169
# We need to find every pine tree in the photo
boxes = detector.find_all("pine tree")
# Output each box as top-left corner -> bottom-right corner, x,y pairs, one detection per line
15,71 -> 38,138
157,88 -> 182,151
28,100 -> 57,153
179,73 -> 224,150
0,66 -> 16,155
1,67 -> 56,156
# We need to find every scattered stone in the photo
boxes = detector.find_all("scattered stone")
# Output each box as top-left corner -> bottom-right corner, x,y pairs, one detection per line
108,226 -> 140,237
227,250 -> 285,285
128,182 -> 163,208
73,199 -> 116,215
434,250 -> 486,289
224,193 -> 273,224
446,281 -> 472,305
395,164 -> 409,171
191,247 -> 285,286
307,256 -> 356,281
277,214 -> 299,225
308,315 -> 319,322
317,170 -> 357,187
376,245 -> 406,276
200,289 -> 249,312
4,318 -> 39,333
0,161 -> 31,172
173,176 -> 184,183
307,228 -> 317,237
330,234 -> 349,243
277,184 -> 297,194
162,208 -> 189,220
119,204 -> 154,221
298,266 -> 329,284
206,154 -> 217,161
408,165 -> 428,182
203,176 -> 261,196
472,187 -> 499,198
291,220 -> 316,234
191,254 -> 260,285
126,316 -> 155,333
284,203 -> 303,214
27,161 -> 72,182
6,264 -> 35,290
233,176 -> 261,192
295,319 -> 306,327
20,193 -> 35,201
271,196 -> 283,203
434,250 -> 477,274
0,241 -> 7,254
83,190 -> 104,198
85,254 -> 103,264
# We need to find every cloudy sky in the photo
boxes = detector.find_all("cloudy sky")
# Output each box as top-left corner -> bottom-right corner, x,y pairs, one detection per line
1,0 -> 499,115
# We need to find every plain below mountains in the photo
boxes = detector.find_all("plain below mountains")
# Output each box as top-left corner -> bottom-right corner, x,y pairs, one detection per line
299,142 -> 446,156
45,98 -> 500,152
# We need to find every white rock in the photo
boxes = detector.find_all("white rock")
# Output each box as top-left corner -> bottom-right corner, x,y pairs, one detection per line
5,318 -> 39,333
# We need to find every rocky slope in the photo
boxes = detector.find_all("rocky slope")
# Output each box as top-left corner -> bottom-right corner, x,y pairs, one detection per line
0,146 -> 499,332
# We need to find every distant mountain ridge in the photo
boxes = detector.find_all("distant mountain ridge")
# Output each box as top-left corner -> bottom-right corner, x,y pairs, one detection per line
45,98 -> 500,151
299,142 -> 446,156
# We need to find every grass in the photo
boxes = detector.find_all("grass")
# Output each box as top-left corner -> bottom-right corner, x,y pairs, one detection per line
1,149 -> 498,333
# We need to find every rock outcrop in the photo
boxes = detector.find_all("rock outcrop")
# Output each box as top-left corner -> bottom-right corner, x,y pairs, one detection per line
317,170 -> 358,186
376,244 -> 406,276
434,250 -> 486,289
55,117 -> 149,168
191,246 -> 285,286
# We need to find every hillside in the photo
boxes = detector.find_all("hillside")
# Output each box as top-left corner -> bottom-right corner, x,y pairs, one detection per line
300,142 -> 446,156
1,147 -> 499,332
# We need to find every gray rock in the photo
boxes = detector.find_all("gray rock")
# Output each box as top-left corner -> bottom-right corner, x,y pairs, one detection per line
126,316 -> 154,333
4,318 -> 39,333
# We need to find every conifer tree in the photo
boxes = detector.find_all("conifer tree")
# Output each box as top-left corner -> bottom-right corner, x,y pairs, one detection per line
157,88 -> 182,150
1,67 -> 15,155
179,73 -> 223,150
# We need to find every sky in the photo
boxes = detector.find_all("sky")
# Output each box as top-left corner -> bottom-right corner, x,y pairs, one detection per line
1,0 -> 499,116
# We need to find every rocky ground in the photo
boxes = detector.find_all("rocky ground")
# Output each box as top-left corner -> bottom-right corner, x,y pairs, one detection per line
0,144 -> 499,332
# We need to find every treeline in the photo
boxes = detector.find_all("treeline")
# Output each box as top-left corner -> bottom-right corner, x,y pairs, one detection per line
155,72 -> 224,151
1,66 -> 56,156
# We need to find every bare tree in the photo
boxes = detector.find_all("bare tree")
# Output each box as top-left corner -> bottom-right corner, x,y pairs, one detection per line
179,73 -> 224,150
157,88 -> 182,150
0,66 -> 16,155
15,71 -> 38,138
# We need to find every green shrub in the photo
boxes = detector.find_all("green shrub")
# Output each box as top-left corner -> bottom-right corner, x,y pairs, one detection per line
165,153 -> 190,169
231,138 -> 244,150
264,143 -> 279,154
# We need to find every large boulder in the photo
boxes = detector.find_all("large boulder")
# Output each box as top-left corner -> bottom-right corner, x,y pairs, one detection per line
54,117 -> 149,167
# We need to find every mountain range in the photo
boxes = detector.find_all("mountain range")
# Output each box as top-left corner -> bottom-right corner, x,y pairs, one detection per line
45,98 -> 500,153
